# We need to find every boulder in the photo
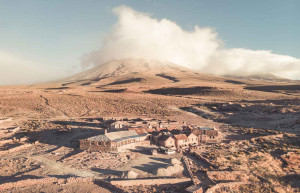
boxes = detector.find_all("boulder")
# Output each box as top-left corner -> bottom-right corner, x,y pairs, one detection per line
156,168 -> 170,176
122,170 -> 139,179
170,158 -> 181,165
155,163 -> 184,176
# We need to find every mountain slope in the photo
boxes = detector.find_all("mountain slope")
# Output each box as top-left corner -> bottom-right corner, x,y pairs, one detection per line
66,59 -> 193,81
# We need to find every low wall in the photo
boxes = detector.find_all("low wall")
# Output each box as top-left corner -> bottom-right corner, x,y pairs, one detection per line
0,118 -> 12,123
0,139 -> 13,146
207,171 -> 249,182
110,177 -> 191,187
206,181 -> 251,193
0,177 -> 58,191
80,140 -> 150,152
192,152 -> 217,168
118,140 -> 150,152
182,156 -> 196,185
93,179 -> 126,193
251,134 -> 283,142
79,140 -> 117,152
0,143 -> 32,156
0,177 -> 124,192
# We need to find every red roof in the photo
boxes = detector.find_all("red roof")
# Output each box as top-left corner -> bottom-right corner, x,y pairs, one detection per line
158,135 -> 173,142
166,126 -> 179,130
129,128 -> 148,135
146,128 -> 155,132
173,134 -> 188,140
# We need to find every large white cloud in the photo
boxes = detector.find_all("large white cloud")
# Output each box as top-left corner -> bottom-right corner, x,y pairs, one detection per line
82,5 -> 300,80
209,49 -> 300,79
0,51 -> 64,85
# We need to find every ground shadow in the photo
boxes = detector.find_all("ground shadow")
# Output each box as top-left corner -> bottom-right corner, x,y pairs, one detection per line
97,89 -> 127,93
107,78 -> 145,86
45,87 -> 69,90
149,157 -> 170,163
145,86 -> 217,96
14,124 -> 104,148
91,168 -> 123,176
225,80 -> 245,84
81,82 -> 91,86
48,174 -> 78,179
245,84 -> 300,94
156,74 -> 179,82
279,174 -> 300,188
0,175 -> 43,184
133,162 -> 169,174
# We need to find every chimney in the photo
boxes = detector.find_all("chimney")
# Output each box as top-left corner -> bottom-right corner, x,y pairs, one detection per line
104,129 -> 107,134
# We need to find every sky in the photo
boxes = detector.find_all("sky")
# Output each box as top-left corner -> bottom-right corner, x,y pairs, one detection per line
0,0 -> 299,85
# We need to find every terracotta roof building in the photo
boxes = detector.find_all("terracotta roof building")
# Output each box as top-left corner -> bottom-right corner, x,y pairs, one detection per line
174,134 -> 190,149
79,129 -> 149,152
157,135 -> 176,148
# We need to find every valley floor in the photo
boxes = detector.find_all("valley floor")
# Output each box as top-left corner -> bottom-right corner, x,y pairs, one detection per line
0,81 -> 299,192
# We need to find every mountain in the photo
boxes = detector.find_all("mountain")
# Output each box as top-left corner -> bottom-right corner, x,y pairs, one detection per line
49,59 -> 299,97
61,59 -> 219,88
66,59 -> 193,81
225,73 -> 300,83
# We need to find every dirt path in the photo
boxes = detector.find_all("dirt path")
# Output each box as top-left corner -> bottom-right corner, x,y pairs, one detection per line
30,154 -> 97,177
169,106 -> 222,128
40,95 -> 69,118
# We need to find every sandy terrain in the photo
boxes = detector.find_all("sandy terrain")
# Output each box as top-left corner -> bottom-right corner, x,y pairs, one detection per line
0,59 -> 299,192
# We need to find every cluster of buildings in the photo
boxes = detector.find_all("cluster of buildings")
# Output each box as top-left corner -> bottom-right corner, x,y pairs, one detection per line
79,117 -> 220,152
152,126 -> 219,150
102,117 -> 181,131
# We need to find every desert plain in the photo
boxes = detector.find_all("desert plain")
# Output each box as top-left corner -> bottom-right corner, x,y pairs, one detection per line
0,59 -> 299,192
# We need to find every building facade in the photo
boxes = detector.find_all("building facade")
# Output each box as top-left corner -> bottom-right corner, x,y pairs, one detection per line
79,129 -> 149,152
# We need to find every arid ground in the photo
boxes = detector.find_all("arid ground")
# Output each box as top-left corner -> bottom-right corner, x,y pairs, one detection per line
0,60 -> 299,192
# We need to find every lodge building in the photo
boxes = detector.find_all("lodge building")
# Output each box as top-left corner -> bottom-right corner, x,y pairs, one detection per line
79,129 -> 149,152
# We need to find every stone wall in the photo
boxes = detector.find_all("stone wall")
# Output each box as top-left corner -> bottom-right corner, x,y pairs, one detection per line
80,139 -> 150,152
79,140 -> 116,152
0,143 -> 32,156
118,140 -> 150,152
0,177 -> 124,192
0,177 -> 59,191
207,171 -> 249,182
182,156 -> 196,184
192,151 -> 216,168
0,139 -> 13,146
93,179 -> 126,193
205,181 -> 251,193
110,177 -> 191,187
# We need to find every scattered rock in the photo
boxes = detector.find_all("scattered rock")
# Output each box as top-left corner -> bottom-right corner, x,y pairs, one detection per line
122,170 -> 139,179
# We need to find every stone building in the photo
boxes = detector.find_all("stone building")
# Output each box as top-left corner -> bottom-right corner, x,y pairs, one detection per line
109,121 -> 128,130
155,127 -> 218,149
192,127 -> 219,143
173,134 -> 190,149
157,135 -> 176,149
186,133 -> 198,146
79,129 -> 149,152
151,131 -> 162,144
